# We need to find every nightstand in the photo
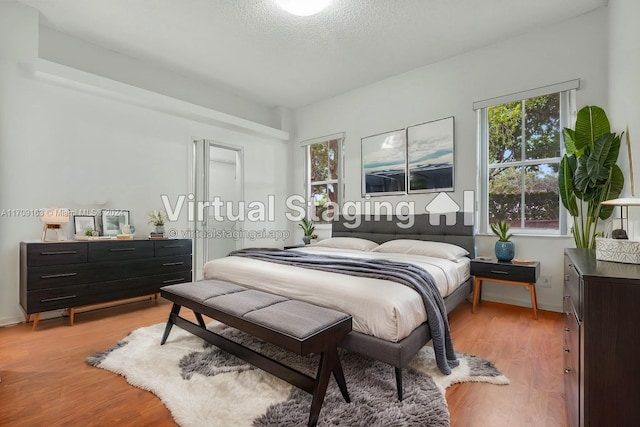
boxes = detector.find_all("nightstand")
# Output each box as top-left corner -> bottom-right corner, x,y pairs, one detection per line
470,258 -> 541,319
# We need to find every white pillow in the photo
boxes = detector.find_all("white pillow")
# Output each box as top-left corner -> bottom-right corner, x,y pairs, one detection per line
371,239 -> 469,261
311,237 -> 379,251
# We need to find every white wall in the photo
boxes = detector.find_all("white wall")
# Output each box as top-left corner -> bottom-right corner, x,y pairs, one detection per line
38,26 -> 275,127
0,1 -> 291,325
292,9 -> 611,312
609,0 -> 640,207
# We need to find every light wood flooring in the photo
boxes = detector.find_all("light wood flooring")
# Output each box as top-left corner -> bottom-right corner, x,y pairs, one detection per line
0,297 -> 566,427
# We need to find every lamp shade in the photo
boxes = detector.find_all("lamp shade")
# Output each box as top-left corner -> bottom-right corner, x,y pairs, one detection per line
41,208 -> 70,224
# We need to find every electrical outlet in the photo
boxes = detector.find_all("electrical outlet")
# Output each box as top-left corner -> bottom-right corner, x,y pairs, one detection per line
537,275 -> 552,288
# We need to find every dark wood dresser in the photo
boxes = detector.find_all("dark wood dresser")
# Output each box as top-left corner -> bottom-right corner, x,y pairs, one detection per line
20,239 -> 192,328
563,248 -> 640,427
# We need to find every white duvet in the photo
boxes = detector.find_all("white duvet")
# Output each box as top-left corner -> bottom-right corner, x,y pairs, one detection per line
202,246 -> 470,343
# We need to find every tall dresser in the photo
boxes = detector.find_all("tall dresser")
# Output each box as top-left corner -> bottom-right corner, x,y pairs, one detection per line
20,239 -> 192,328
563,248 -> 640,427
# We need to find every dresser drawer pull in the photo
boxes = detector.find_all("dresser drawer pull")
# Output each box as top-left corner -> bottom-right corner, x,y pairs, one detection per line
40,295 -> 76,303
40,272 -> 77,279
163,262 -> 185,266
162,244 -> 185,248
564,348 -> 570,353
564,327 -> 570,332
564,368 -> 572,374
489,270 -> 509,275
109,248 -> 136,252
162,278 -> 185,284
41,250 -> 77,255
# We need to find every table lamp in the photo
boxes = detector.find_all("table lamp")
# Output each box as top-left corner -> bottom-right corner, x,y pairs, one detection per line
41,209 -> 70,241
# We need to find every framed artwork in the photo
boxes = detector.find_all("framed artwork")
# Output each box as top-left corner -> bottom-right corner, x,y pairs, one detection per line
407,116 -> 455,193
100,209 -> 130,236
73,215 -> 96,235
361,129 -> 407,196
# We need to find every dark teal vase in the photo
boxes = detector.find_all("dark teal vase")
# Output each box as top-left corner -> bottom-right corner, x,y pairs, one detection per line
495,241 -> 514,262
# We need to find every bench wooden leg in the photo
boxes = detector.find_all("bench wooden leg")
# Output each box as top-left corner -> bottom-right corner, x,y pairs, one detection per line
194,311 -> 206,328
331,347 -> 350,403
308,346 -> 350,426
161,303 -> 182,345
308,351 -> 334,427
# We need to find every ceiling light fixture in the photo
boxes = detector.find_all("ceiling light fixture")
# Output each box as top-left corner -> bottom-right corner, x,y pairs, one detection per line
274,0 -> 332,16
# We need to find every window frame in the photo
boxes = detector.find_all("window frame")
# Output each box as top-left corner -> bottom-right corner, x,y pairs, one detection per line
476,81 -> 578,235
302,133 -> 345,223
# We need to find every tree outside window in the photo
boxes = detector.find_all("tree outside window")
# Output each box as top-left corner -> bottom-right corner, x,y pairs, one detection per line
487,93 -> 563,230
308,138 -> 341,223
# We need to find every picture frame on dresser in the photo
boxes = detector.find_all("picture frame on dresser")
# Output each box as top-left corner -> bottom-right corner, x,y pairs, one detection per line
100,209 -> 129,236
73,215 -> 96,235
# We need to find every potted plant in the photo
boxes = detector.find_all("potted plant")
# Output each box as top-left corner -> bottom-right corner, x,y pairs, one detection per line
559,105 -> 624,248
491,220 -> 514,262
148,209 -> 166,234
299,218 -> 315,244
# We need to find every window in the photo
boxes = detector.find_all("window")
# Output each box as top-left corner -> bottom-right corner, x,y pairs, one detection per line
476,81 -> 578,234
304,134 -> 344,223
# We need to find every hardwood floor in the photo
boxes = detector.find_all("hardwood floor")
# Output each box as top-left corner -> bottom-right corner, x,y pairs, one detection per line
0,297 -> 565,426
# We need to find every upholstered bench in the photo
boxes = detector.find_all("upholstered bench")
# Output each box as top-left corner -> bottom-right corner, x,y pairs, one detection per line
160,279 -> 352,427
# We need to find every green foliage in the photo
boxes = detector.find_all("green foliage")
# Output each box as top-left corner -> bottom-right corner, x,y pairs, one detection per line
559,106 -> 624,248
488,94 -> 561,229
490,221 -> 513,242
489,192 -> 559,224
148,210 -> 166,226
299,218 -> 315,236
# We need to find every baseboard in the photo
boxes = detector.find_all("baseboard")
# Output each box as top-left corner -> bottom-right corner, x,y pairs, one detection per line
0,310 -> 66,327
0,316 -> 22,327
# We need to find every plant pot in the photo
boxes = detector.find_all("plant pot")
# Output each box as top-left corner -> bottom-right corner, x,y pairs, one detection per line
302,235 -> 311,245
495,241 -> 514,262
155,225 -> 165,234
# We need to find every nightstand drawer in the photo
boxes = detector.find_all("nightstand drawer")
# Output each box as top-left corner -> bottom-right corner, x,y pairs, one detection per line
471,259 -> 539,283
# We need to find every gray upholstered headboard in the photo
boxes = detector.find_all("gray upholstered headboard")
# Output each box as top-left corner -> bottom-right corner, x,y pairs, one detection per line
331,213 -> 475,257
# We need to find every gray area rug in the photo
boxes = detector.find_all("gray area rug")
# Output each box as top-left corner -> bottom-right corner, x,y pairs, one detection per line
88,322 -> 509,427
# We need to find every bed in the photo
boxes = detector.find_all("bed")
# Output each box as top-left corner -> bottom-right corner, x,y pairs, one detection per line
202,213 -> 474,399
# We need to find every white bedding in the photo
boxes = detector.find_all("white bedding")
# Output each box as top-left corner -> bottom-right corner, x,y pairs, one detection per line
202,246 -> 470,343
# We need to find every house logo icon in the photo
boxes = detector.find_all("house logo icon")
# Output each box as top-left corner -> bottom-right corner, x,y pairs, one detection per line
425,191 -> 474,226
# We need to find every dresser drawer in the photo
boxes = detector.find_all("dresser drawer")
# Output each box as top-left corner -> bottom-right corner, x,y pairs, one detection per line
471,260 -> 539,283
88,240 -> 154,261
24,242 -> 88,266
154,239 -> 192,257
563,298 -> 581,427
564,253 -> 582,320
26,286 -> 84,313
26,255 -> 192,290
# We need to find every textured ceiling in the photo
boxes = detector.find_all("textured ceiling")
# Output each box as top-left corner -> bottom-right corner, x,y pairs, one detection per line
18,0 -> 607,109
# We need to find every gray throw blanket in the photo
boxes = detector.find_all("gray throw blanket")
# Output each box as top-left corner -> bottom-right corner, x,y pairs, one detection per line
229,248 -> 459,375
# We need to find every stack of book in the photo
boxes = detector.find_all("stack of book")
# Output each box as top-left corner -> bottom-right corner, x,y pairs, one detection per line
149,232 -> 165,240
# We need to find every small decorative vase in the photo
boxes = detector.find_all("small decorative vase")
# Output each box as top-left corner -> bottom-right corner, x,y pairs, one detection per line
155,225 -> 165,234
495,241 -> 515,262
302,235 -> 311,245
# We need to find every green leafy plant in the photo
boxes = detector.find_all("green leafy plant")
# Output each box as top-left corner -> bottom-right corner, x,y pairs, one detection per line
299,218 -> 315,236
148,210 -> 166,227
490,220 -> 512,242
84,228 -> 94,237
559,105 -> 624,248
